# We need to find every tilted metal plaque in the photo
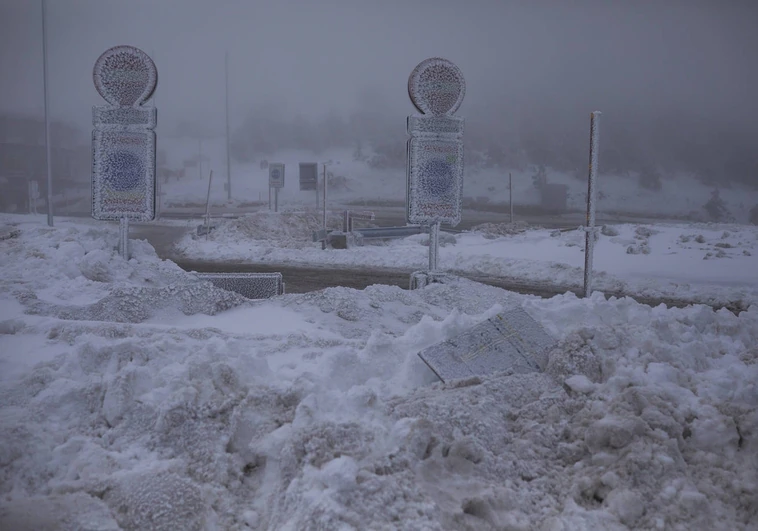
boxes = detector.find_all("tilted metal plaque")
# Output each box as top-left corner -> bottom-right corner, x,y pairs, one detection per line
417,307 -> 554,383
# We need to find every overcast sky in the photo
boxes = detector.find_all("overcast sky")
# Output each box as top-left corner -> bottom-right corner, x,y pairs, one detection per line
1,0 -> 756,139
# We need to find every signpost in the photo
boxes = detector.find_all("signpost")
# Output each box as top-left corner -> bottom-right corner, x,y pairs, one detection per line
91,46 -> 158,260
268,162 -> 284,212
406,58 -> 465,285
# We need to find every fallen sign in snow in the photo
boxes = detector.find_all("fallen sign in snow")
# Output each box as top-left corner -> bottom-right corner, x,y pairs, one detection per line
194,272 -> 285,299
417,306 -> 555,382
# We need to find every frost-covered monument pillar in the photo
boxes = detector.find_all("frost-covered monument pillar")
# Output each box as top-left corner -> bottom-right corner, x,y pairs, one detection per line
406,58 -> 465,289
91,46 -> 158,260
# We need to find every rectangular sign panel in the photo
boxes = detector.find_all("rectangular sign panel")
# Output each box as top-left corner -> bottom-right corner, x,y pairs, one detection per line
92,130 -> 156,221
299,162 -> 318,191
269,163 -> 285,188
407,137 -> 464,226
417,307 -> 554,383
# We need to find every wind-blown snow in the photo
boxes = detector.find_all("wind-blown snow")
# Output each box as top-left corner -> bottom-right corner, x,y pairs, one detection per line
1,216 -> 756,530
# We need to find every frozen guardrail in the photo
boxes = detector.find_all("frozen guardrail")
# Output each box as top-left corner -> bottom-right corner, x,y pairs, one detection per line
342,210 -> 375,232
195,272 -> 284,299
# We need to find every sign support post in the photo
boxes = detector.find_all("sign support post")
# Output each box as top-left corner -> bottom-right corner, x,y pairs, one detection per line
268,163 -> 284,214
583,111 -> 601,298
119,216 -> 129,259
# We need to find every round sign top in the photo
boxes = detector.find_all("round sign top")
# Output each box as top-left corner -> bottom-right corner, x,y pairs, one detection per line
93,46 -> 157,107
408,58 -> 465,116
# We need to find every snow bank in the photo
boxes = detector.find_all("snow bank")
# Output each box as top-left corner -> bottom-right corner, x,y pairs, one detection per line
1,218 -> 757,530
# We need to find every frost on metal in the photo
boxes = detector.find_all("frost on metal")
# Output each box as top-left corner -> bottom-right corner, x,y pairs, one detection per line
195,272 -> 285,300
417,307 -> 555,383
92,46 -> 158,222
583,111 -> 601,297
406,58 -> 465,227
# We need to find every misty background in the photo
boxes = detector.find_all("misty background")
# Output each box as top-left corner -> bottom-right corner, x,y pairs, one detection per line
1,0 -> 757,201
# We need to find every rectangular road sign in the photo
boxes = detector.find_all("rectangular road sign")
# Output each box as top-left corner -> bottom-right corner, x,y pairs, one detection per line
417,307 -> 554,383
299,162 -> 318,191
269,163 -> 285,188
407,137 -> 464,226
92,130 -> 156,221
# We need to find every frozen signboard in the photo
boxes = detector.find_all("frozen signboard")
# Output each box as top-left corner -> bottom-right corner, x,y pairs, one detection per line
299,162 -> 318,191
407,137 -> 464,223
406,58 -> 465,227
269,163 -> 285,188
91,46 -> 158,221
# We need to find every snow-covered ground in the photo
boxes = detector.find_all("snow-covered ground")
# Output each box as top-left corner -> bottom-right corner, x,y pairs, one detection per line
1,214 -> 757,530
176,211 -> 758,309
155,143 -> 758,224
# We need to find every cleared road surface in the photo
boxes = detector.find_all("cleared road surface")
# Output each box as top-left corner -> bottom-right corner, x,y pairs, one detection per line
129,218 -> 747,315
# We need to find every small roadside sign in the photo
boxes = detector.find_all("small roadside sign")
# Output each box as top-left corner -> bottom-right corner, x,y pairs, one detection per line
269,163 -> 285,188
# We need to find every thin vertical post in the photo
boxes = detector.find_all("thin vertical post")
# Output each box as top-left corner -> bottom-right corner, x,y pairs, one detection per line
198,139 -> 202,179
428,221 -> 440,272
268,186 -> 272,211
274,187 -> 279,212
225,51 -> 232,201
322,164 -> 327,231
509,172 -> 513,224
204,170 -> 214,237
583,111 -> 601,298
42,0 -> 53,226
119,217 -> 129,259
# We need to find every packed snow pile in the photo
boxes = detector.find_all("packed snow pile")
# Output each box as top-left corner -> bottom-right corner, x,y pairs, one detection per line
0,217 -> 250,323
471,220 -> 534,238
1,217 -> 757,530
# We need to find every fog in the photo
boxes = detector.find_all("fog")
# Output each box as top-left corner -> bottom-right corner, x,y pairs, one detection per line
2,0 -> 757,189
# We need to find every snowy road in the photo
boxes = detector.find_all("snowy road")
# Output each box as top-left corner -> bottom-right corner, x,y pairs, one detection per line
129,223 -> 751,314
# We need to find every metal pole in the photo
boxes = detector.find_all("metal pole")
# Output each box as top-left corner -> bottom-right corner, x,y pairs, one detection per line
224,51 -> 232,201
204,169 -> 214,236
583,111 -> 601,298
119,217 -> 129,259
42,0 -> 54,226
275,187 -> 278,212
428,221 -> 440,272
198,139 -> 202,179
268,186 -> 272,211
509,172 -> 513,223
322,164 -> 327,231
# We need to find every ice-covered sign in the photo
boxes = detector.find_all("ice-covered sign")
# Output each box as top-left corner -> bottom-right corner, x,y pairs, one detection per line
417,307 -> 554,383
92,46 -> 157,221
299,162 -> 318,191
269,163 -> 285,189
406,58 -> 465,227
